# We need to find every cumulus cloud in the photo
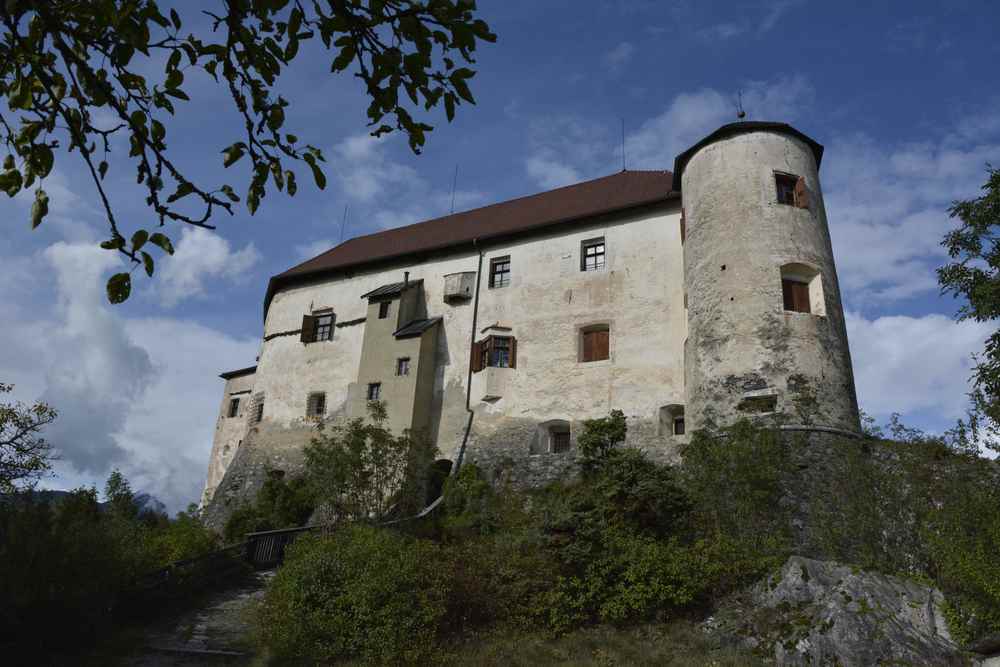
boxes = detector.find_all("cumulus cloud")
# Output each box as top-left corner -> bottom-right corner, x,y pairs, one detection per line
329,133 -> 487,231
156,227 -> 260,307
824,118 -> 1000,308
847,311 -> 989,426
522,75 -> 814,189
0,241 -> 258,512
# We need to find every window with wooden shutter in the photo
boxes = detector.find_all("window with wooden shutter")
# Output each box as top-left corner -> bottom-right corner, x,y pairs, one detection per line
314,313 -> 334,341
471,340 -> 484,373
775,172 -> 798,206
473,336 -> 517,371
794,176 -> 810,209
299,314 -> 317,343
782,279 -> 811,313
581,326 -> 610,362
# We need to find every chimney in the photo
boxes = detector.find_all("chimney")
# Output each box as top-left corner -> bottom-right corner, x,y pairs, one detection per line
404,271 -> 409,287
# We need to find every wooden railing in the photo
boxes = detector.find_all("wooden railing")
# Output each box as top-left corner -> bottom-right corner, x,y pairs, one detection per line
243,524 -> 321,568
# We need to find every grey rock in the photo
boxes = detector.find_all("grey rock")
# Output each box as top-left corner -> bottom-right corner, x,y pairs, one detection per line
713,555 -> 968,666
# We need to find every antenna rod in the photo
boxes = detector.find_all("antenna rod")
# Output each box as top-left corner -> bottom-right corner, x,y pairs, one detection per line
339,205 -> 349,243
450,164 -> 459,214
620,117 -> 626,171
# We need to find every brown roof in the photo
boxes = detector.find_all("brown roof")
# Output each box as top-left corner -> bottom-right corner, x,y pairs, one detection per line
265,170 -> 676,317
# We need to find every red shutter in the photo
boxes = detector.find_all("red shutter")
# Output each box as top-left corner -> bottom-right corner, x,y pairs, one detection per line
299,315 -> 316,343
794,282 -> 811,313
794,176 -> 810,209
471,340 -> 484,373
510,337 -> 517,369
582,331 -> 594,362
595,330 -> 610,361
782,280 -> 795,311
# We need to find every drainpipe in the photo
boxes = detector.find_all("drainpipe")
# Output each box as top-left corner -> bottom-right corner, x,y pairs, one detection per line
452,239 -> 484,475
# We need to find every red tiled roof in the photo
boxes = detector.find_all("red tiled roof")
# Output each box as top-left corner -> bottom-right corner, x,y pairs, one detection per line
265,170 -> 675,316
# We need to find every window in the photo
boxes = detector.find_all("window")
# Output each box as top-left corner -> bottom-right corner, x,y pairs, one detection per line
780,262 -> 825,315
306,392 -> 326,418
228,397 -> 240,418
396,357 -> 410,376
489,256 -> 511,288
254,400 -> 264,424
473,335 -> 517,372
315,313 -> 334,341
581,238 -> 606,272
367,383 -> 381,400
378,301 -> 391,319
300,311 -> 335,343
782,279 -> 810,313
551,430 -> 571,453
673,417 -> 685,436
775,172 -> 797,206
775,172 -> 810,209
580,325 -> 610,363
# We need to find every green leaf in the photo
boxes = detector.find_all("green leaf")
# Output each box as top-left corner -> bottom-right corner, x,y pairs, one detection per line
99,161 -> 108,179
151,119 -> 166,143
286,171 -> 296,196
30,189 -> 48,229
164,88 -> 190,101
166,182 -> 194,203
141,251 -> 154,277
107,273 -> 132,304
100,236 -> 125,250
170,8 -> 181,30
31,145 -> 54,178
131,229 -> 149,251
444,93 -> 455,122
220,184 -> 240,202
149,232 -> 174,255
3,155 -> 13,170
303,154 -> 326,190
222,144 -> 245,168
166,69 -> 183,89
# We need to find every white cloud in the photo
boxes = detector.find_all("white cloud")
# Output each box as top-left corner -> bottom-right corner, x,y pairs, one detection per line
157,227 -> 260,307
697,22 -> 748,41
295,238 -> 336,261
758,0 -> 803,34
329,133 -> 487,231
526,156 -> 584,190
603,41 -> 635,73
824,124 -> 1000,308
846,311 -> 989,425
0,241 -> 258,512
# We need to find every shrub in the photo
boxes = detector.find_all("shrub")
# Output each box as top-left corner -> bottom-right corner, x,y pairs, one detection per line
256,526 -> 451,663
222,472 -> 314,542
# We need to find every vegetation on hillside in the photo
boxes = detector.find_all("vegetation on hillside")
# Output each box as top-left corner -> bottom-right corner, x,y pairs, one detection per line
254,411 -> 1000,662
0,469 -> 223,654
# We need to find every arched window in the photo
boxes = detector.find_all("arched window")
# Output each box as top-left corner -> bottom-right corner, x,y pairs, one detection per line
780,263 -> 825,316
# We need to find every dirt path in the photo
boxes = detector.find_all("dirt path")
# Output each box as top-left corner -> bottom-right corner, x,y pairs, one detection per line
120,570 -> 273,666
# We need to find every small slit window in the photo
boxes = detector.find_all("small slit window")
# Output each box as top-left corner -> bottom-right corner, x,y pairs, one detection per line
580,325 -> 610,363
673,417 -> 685,435
378,301 -> 391,319
254,400 -> 264,424
581,238 -> 606,272
228,397 -> 240,418
489,256 -> 511,288
396,357 -> 410,376
367,383 -> 381,401
306,392 -> 326,418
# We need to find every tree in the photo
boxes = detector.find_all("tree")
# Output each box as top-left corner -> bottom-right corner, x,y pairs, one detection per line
0,382 -> 56,493
575,408 -> 627,472
104,468 -> 136,518
0,1 -> 495,302
938,165 -> 1000,450
304,400 -> 436,523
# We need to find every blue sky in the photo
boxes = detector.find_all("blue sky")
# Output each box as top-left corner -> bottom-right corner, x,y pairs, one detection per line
2,0 -> 999,511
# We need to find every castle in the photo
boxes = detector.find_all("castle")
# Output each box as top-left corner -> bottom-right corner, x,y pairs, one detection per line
201,121 -> 861,525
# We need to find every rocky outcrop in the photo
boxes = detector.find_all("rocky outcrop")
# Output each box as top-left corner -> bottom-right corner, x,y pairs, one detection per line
708,556 -> 968,666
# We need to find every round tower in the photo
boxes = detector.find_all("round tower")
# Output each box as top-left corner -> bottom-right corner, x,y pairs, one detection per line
675,122 -> 860,433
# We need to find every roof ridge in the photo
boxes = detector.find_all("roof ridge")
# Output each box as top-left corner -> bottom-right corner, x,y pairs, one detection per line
320,170 -> 670,249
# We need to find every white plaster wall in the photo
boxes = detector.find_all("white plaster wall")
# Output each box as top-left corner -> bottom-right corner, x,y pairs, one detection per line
202,371 -> 255,505
252,202 -> 685,460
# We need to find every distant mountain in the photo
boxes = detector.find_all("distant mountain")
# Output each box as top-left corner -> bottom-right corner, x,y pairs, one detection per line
1,489 -> 168,517
134,492 -> 167,517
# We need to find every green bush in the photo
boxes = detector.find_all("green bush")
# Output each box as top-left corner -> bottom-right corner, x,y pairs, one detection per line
223,471 -> 314,542
257,526 -> 451,663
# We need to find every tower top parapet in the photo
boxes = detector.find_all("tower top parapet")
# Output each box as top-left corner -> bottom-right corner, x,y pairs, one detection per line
672,121 -> 825,192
